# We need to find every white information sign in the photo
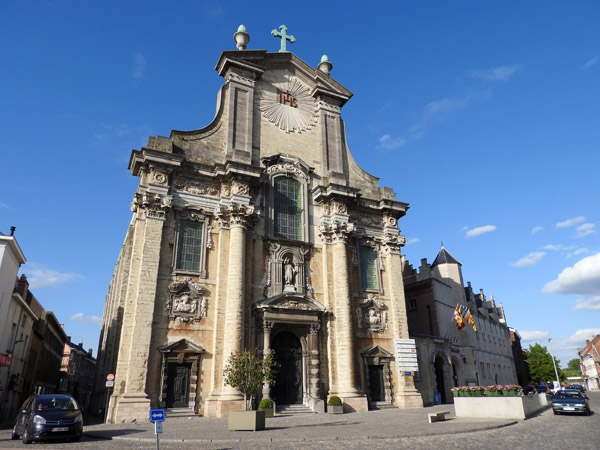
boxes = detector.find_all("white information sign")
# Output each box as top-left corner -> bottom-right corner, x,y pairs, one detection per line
393,338 -> 418,372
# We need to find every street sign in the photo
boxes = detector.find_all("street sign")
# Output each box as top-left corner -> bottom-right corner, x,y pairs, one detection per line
393,338 -> 418,372
155,421 -> 163,434
106,373 -> 115,381
105,380 -> 114,388
149,409 -> 165,422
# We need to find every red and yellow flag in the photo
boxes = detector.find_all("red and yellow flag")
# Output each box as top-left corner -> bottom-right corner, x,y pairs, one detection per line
454,305 -> 465,329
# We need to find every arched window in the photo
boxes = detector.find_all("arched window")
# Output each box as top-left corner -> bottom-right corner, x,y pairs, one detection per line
273,177 -> 303,240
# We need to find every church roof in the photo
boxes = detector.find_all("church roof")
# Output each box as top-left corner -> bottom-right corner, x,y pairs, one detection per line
431,246 -> 461,267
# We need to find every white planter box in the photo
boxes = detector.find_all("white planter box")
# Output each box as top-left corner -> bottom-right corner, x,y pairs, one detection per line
454,394 -> 550,420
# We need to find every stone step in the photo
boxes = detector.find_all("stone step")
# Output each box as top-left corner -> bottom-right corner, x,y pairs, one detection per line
371,402 -> 395,410
277,404 -> 316,415
165,407 -> 198,418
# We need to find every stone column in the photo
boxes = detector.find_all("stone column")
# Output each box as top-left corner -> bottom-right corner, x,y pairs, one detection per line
382,224 -> 423,408
307,323 -> 324,412
109,192 -> 171,423
319,220 -> 368,411
213,203 -> 256,413
261,321 -> 273,399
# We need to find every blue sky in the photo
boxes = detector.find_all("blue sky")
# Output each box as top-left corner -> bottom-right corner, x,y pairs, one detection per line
1,1 -> 599,368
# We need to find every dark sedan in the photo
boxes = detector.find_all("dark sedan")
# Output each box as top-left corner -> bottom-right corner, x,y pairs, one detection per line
552,389 -> 591,415
11,394 -> 83,444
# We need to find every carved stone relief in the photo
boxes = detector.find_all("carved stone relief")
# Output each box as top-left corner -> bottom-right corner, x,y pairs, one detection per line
166,278 -> 207,324
174,179 -> 220,197
214,203 -> 256,229
318,220 -> 354,245
357,294 -> 388,333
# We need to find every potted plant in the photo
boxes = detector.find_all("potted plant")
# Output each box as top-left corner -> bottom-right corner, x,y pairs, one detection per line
224,350 -> 278,431
327,396 -> 344,414
258,398 -> 275,418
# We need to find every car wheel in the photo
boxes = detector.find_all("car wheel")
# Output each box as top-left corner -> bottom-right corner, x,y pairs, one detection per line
553,410 -> 557,415
11,427 -> 19,440
71,434 -> 82,442
21,428 -> 31,445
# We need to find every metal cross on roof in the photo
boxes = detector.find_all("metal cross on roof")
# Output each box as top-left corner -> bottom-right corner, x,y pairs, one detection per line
271,24 -> 295,52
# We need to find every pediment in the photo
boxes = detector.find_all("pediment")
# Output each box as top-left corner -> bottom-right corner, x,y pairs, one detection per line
259,293 -> 325,312
159,339 -> 205,354
360,345 -> 393,358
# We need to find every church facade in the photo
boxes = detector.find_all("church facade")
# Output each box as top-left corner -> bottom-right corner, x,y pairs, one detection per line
96,27 -> 422,422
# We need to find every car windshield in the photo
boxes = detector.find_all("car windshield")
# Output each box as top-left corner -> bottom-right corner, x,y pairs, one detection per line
554,391 -> 583,400
35,396 -> 79,411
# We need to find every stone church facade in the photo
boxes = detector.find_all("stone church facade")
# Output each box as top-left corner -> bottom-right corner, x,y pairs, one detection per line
96,29 -> 422,422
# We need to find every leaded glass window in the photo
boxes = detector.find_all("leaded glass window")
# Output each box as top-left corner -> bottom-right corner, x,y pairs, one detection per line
176,220 -> 204,272
359,246 -> 379,291
274,177 -> 303,240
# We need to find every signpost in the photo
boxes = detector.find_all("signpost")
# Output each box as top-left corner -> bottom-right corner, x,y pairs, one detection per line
104,374 -> 114,423
393,338 -> 419,372
149,409 -> 165,450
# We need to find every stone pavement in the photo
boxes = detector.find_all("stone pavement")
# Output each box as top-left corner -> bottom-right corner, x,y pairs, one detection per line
83,403 -> 517,446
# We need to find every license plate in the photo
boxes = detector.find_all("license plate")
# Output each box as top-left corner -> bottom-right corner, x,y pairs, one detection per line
52,427 -> 68,432
563,407 -> 575,411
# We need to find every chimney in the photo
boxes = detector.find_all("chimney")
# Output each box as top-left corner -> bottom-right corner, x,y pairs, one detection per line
88,348 -> 93,356
17,275 -> 29,298
10,226 -> 15,236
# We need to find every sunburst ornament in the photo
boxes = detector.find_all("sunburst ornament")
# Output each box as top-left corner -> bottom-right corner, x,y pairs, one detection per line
259,77 -> 316,133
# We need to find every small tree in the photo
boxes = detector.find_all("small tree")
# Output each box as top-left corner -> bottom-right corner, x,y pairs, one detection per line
525,343 -> 564,383
223,350 -> 278,411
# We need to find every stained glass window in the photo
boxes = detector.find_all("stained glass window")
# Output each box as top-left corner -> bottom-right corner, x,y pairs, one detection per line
274,177 -> 303,240
359,246 -> 379,290
176,220 -> 204,271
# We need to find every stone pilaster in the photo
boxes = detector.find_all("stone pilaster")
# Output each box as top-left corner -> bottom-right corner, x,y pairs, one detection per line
319,220 -> 368,412
261,321 -> 273,400
382,223 -> 423,408
108,192 -> 171,423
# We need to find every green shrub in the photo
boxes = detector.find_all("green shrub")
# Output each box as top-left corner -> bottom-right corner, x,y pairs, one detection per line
327,396 -> 342,406
258,398 -> 274,409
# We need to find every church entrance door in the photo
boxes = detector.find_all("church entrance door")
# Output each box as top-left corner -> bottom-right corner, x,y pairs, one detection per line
434,356 -> 446,404
272,331 -> 303,405
166,363 -> 191,408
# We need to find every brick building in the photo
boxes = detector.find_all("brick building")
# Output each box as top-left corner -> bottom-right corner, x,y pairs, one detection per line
579,335 -> 600,391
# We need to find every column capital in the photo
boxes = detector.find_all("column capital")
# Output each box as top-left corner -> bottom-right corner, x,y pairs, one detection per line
215,203 -> 257,230
318,220 -> 354,245
131,192 -> 172,219
381,231 -> 405,254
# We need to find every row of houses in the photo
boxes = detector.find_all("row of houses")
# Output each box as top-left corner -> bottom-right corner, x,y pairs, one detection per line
0,231 -> 96,423
579,335 -> 600,391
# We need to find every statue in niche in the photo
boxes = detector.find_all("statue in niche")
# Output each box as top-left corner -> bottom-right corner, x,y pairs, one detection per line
200,297 -> 207,317
368,308 -> 381,325
173,293 -> 197,314
283,257 -> 297,288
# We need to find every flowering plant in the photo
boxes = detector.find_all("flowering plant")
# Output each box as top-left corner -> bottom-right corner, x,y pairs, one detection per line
483,385 -> 503,392
503,385 -> 522,391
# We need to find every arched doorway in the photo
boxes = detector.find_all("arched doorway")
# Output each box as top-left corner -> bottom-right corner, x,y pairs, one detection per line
272,331 -> 303,405
434,356 -> 446,404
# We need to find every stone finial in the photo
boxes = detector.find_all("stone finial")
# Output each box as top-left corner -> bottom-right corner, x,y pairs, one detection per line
317,54 -> 333,75
234,24 -> 250,50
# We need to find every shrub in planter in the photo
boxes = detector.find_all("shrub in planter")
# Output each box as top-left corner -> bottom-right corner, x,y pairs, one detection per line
258,398 -> 274,418
327,396 -> 343,414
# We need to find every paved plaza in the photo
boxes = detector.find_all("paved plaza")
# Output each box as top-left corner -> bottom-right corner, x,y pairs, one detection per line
0,393 -> 598,449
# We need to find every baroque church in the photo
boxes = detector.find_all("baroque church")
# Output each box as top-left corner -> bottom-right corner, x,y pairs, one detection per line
96,25 -> 423,422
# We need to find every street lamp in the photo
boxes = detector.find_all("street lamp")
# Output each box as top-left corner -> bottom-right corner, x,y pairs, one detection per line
548,338 -> 561,388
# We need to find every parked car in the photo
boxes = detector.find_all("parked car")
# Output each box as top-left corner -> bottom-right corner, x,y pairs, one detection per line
11,394 -> 83,444
536,384 -> 549,394
551,389 -> 591,415
567,384 -> 586,394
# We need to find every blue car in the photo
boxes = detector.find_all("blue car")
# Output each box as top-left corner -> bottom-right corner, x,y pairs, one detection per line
11,394 -> 83,444
552,389 -> 591,415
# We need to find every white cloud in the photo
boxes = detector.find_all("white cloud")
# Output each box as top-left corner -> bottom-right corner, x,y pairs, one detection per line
544,244 -> 574,251
576,223 -> 596,238
519,330 -> 549,342
24,264 -> 83,289
423,90 -> 491,121
405,238 -> 420,245
543,252 -> 600,296
470,65 -> 522,81
68,313 -> 102,326
556,216 -> 585,228
582,55 -> 599,70
511,251 -> 546,267
377,134 -> 407,150
567,248 -> 589,258
574,296 -> 600,311
556,329 -> 600,352
133,53 -> 147,80
465,225 -> 496,238
531,226 -> 543,234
